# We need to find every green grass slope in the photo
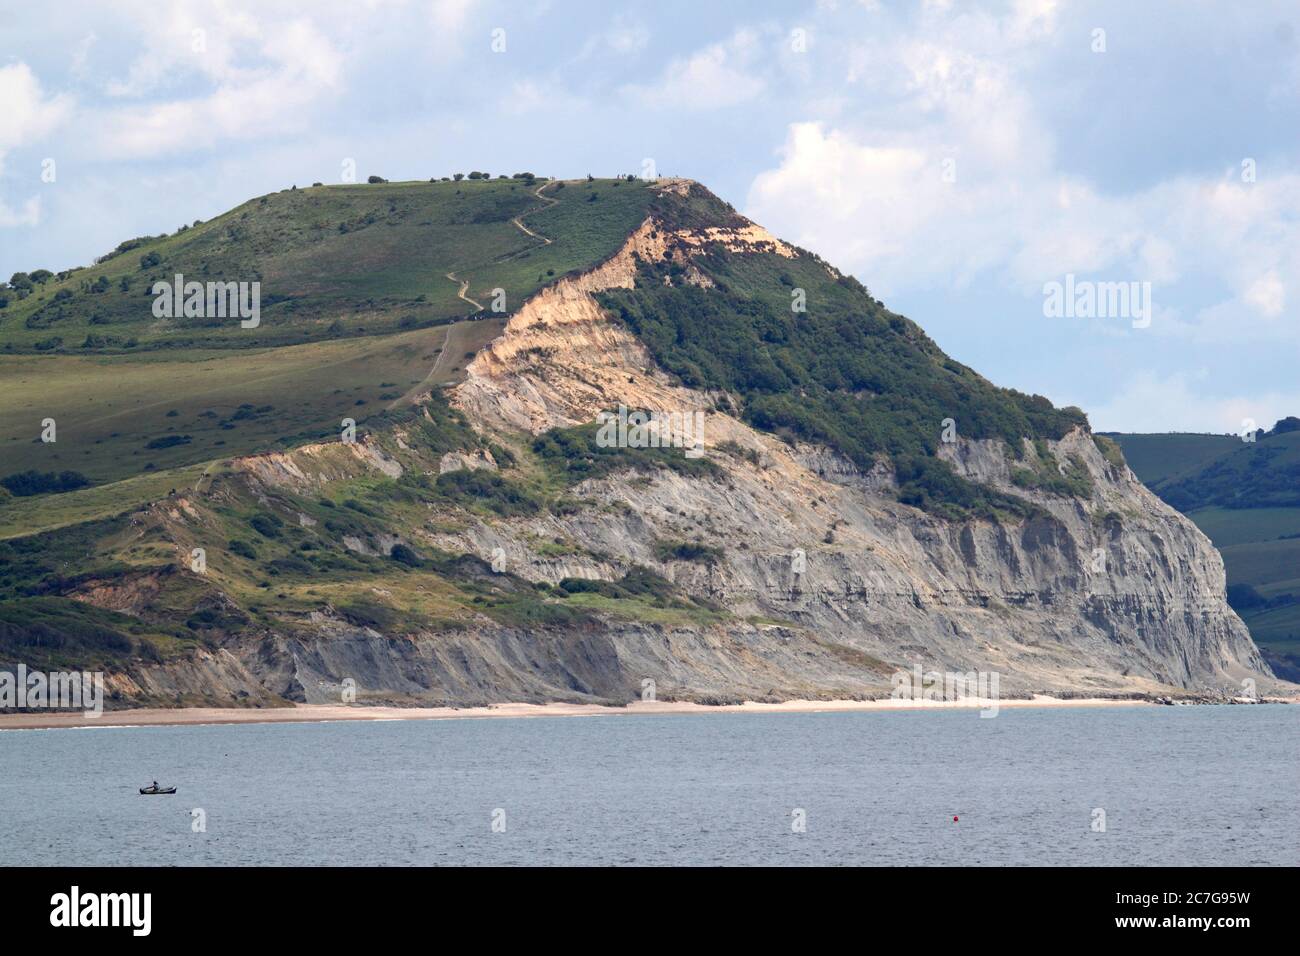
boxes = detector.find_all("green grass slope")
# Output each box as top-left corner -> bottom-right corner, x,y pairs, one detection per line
0,177 -> 654,492
2,177 -> 653,352
1111,422 -> 1300,680
1105,432 -> 1239,486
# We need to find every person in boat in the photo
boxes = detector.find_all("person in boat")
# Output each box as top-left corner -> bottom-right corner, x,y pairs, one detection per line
151,781 -> 158,789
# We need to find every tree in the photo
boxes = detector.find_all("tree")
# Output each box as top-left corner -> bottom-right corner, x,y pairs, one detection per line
453,173 -> 464,181
367,175 -> 388,183
30,269 -> 54,284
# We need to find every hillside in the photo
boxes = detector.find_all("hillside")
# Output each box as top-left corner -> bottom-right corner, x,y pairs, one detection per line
0,176 -> 653,489
0,177 -> 1281,708
1110,425 -> 1300,680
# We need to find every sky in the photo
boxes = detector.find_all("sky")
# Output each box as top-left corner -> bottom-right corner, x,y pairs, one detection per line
2,0 -> 1297,433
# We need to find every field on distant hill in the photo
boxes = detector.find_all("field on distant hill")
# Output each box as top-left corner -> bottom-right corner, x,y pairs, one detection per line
1104,432 -> 1238,486
1111,428 -> 1300,679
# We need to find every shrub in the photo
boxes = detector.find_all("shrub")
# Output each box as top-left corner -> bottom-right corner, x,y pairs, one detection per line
390,543 -> 422,566
228,539 -> 258,559
145,435 -> 191,450
0,470 -> 90,497
249,513 -> 284,538
653,540 -> 723,564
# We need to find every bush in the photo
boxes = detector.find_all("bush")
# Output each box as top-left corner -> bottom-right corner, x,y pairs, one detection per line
431,469 -> 540,517
248,513 -> 284,539
653,540 -> 723,564
228,539 -> 258,560
390,543 -> 422,566
145,435 -> 192,450
0,470 -> 90,497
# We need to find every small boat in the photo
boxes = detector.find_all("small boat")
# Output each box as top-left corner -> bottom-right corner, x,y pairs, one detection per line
139,785 -> 177,795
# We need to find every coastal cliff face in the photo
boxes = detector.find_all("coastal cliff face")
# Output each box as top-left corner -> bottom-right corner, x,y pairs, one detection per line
24,179 -> 1280,708
437,194 -> 1268,698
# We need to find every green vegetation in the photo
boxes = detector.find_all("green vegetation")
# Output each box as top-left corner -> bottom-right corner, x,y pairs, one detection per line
556,566 -> 723,625
1091,433 -> 1126,471
597,245 -> 1086,519
895,455 -> 1040,522
0,178 -> 649,493
1,470 -> 90,496
1,179 -> 654,353
0,597 -> 199,671
420,468 -> 542,517
653,539 -> 724,564
531,418 -> 722,486
0,322 -> 502,487
1105,431 -> 1239,487
1010,442 -> 1094,498
1112,421 -> 1300,679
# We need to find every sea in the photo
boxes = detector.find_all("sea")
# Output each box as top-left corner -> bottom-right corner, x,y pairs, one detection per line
1,705 -> 1295,866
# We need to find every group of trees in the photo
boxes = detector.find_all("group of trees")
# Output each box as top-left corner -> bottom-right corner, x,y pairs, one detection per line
2,270 -> 53,305
357,171 -> 544,185
0,470 -> 91,497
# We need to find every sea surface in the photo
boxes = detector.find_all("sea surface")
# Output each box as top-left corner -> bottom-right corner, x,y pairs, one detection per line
2,705 -> 1296,865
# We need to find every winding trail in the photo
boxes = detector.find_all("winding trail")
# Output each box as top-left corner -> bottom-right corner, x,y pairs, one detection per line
510,179 -> 559,244
446,271 -> 483,312
444,180 -> 560,312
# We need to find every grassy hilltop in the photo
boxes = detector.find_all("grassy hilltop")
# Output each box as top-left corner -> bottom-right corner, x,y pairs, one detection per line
0,176 -> 655,489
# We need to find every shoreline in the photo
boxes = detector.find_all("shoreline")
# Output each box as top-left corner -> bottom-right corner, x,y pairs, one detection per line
3,694 -> 1292,733
0,693 -> 1264,732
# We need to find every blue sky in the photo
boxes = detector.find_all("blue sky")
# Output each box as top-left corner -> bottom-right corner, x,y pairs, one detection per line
2,0 -> 1297,433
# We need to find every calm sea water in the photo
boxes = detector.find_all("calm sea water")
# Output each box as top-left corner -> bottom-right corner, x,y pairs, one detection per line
1,705 -> 1295,866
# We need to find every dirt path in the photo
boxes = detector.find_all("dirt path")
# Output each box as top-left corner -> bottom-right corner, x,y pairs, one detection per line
446,271 -> 483,312
510,179 -> 559,244
390,324 -> 455,409
192,459 -> 222,493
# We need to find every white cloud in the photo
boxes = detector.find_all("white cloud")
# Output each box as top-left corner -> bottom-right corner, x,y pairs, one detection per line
90,15 -> 344,158
624,28 -> 767,110
1244,271 -> 1285,318
0,196 -> 42,228
745,6 -> 1300,335
429,0 -> 480,59
1085,372 -> 1300,435
0,63 -> 69,231
0,63 -> 73,173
